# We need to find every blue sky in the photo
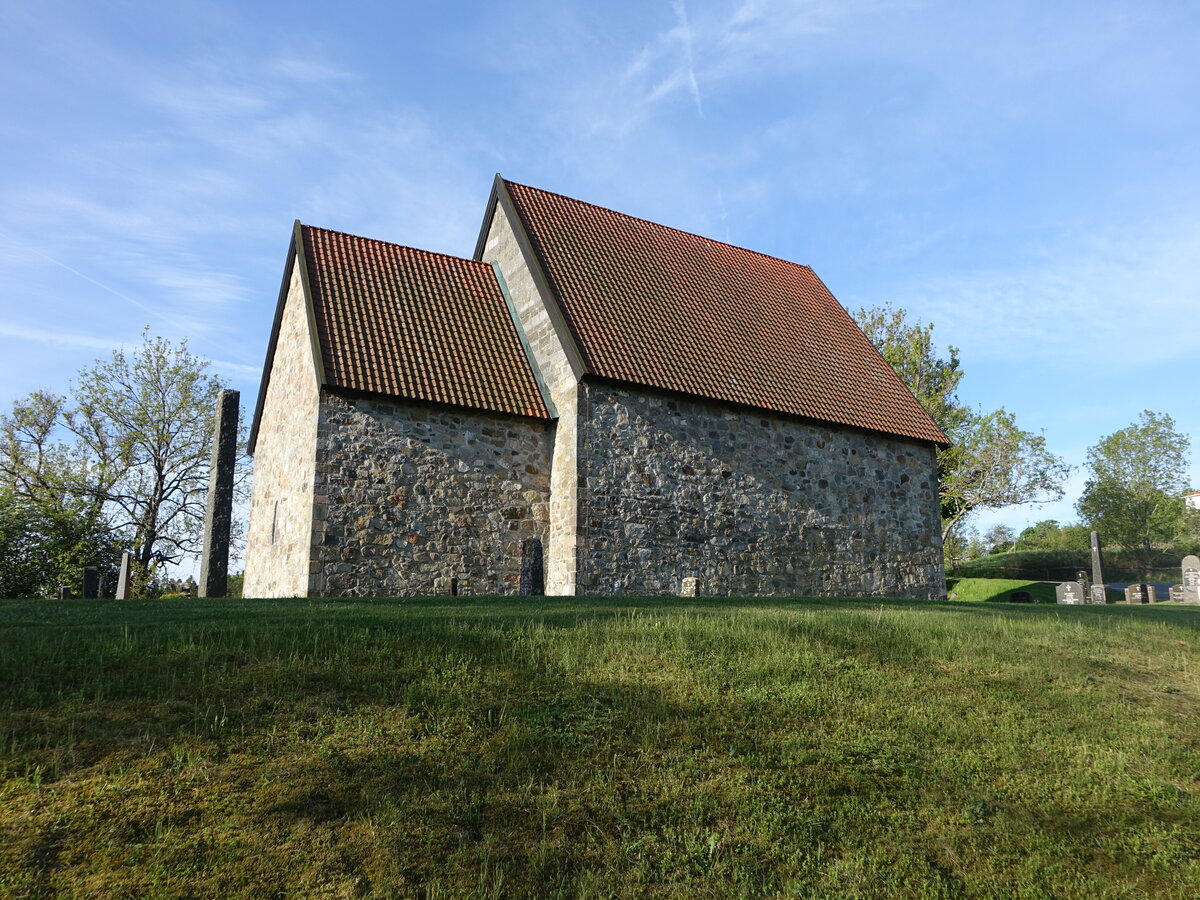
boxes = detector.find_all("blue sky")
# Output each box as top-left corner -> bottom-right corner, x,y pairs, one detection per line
2,0 -> 1198,557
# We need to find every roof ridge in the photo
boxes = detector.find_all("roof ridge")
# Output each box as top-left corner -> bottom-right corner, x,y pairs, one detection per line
502,178 -> 814,272
300,223 -> 492,270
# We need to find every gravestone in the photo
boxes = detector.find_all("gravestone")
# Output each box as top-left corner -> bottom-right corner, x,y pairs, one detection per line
1056,582 -> 1085,604
57,585 -> 70,600
681,576 -> 699,597
1089,531 -> 1106,603
199,389 -> 240,598
1076,570 -> 1090,597
1169,584 -> 1185,603
1182,555 -> 1200,604
1124,583 -> 1150,605
115,552 -> 132,600
519,538 -> 544,595
1009,590 -> 1033,603
82,567 -> 99,599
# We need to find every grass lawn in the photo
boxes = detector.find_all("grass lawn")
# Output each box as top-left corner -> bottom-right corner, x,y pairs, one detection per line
2,595 -> 1199,898
948,578 -> 1126,605
946,577 -> 1058,604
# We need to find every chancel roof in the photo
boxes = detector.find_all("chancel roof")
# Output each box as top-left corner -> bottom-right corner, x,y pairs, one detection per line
248,222 -> 550,453
495,178 -> 947,446
301,224 -> 550,419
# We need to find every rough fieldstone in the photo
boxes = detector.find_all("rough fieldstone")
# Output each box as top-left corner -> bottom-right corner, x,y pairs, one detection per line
575,382 -> 944,600
199,389 -> 239,598
309,392 -> 552,598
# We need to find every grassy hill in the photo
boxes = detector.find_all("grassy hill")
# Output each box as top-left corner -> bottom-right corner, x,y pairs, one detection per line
951,549 -> 1189,583
2,596 -> 1199,897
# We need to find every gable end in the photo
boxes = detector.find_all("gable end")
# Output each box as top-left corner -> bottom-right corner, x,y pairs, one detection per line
247,220 -> 325,455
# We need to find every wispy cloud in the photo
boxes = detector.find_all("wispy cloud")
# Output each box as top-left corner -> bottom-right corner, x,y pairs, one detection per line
900,215 -> 1200,370
671,0 -> 704,116
1,26 -> 490,388
206,357 -> 263,380
5,240 -> 165,321
622,0 -> 865,117
0,323 -> 124,353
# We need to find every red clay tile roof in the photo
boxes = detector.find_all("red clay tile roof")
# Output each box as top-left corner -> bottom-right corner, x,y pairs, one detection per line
500,179 -> 947,444
301,224 -> 550,419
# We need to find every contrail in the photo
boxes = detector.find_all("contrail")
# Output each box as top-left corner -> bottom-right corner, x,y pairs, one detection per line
672,0 -> 704,116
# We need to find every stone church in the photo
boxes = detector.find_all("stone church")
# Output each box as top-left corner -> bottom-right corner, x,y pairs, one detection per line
243,176 -> 947,599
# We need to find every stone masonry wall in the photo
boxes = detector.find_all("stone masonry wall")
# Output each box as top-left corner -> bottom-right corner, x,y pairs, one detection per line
576,381 -> 945,599
244,259 -> 320,598
310,391 -> 552,597
481,200 -> 581,594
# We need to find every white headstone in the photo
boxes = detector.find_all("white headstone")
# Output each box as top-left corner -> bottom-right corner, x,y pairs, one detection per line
1182,556 -> 1200,603
115,552 -> 131,600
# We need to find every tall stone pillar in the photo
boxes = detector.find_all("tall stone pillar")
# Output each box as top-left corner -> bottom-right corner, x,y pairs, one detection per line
1089,531 -> 1107,604
199,389 -> 240,598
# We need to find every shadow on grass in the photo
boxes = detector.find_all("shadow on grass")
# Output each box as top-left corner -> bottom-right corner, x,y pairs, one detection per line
3,597 -> 1200,896
4,592 -> 1200,628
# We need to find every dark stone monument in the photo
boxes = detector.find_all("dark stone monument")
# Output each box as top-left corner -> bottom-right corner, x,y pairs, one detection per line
519,538 -> 544,596
1124,583 -> 1150,605
199,389 -> 240,599
1009,590 -> 1033,603
82,567 -> 99,599
57,585 -> 70,600
1076,570 -> 1090,597
115,551 -> 132,600
1182,555 -> 1200,604
1169,584 -> 1185,603
1089,531 -> 1106,603
1056,582 -> 1085,604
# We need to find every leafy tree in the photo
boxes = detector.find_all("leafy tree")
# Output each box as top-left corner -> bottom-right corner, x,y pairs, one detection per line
0,490 -> 45,597
1017,519 -> 1061,550
0,390 -> 99,508
1,331 -> 243,594
853,304 -> 968,434
66,332 -> 230,585
1017,520 -> 1091,552
854,304 -> 1069,546
1077,410 -> 1195,579
982,524 -> 1016,555
937,408 -> 1070,543
942,526 -> 978,565
0,488 -> 122,597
